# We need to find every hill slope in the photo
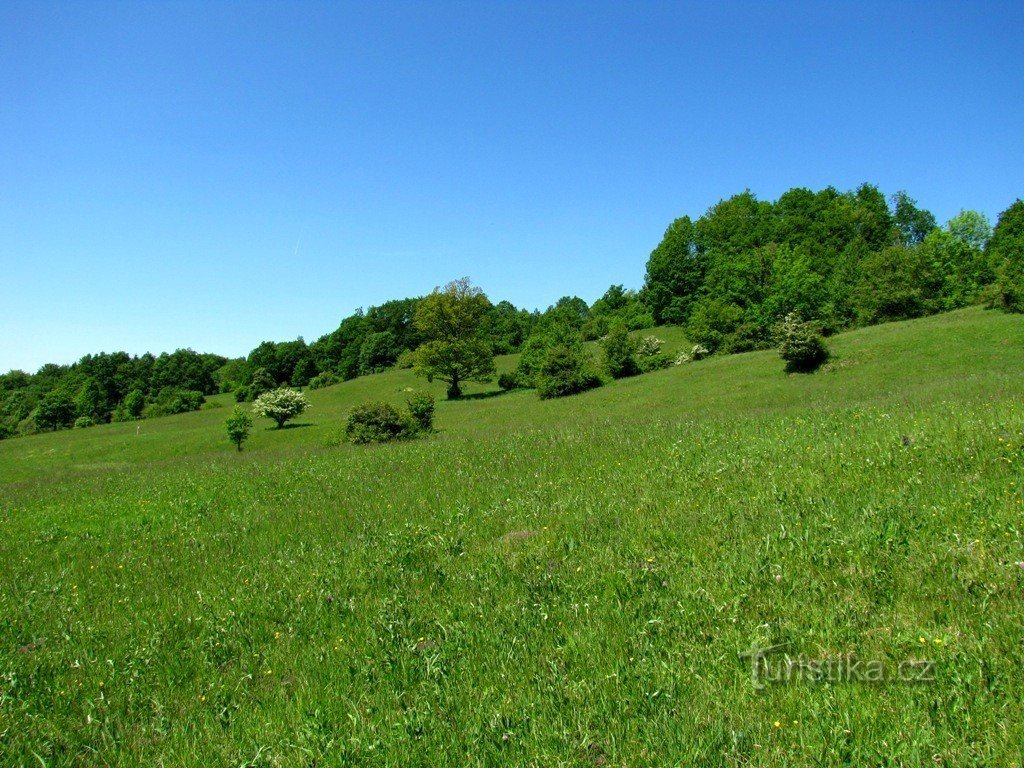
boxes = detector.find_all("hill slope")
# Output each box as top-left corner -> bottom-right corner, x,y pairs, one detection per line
2,307 -> 1023,766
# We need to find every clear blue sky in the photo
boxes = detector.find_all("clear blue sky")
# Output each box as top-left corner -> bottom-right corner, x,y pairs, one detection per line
2,1 -> 1022,372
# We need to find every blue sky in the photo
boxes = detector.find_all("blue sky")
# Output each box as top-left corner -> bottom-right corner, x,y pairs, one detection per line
2,1 -> 1022,372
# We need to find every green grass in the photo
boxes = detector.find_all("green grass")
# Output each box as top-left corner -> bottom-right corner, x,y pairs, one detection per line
2,307 -> 1024,766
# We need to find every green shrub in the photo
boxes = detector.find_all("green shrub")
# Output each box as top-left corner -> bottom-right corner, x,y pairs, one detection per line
498,372 -> 527,390
234,386 -> 251,403
637,353 -> 673,373
690,344 -> 711,361
395,350 -> 416,369
225,406 -> 253,451
406,392 -> 435,432
636,336 -> 663,358
307,371 -> 338,390
252,387 -> 310,429
635,336 -> 672,372
600,323 -> 639,379
73,416 -> 94,429
536,343 -> 602,399
144,388 -> 206,418
345,402 -> 415,444
777,313 -> 829,373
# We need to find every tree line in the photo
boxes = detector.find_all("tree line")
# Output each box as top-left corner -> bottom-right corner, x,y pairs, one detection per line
2,185 -> 1020,438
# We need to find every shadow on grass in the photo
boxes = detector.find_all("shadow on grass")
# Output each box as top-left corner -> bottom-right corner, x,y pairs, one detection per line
266,422 -> 317,430
455,390 -> 517,401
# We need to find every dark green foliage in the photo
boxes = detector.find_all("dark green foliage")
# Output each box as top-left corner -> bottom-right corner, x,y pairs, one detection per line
536,336 -> 602,400
291,357 -> 318,387
75,377 -> 108,422
345,402 -> 416,444
358,331 -> 399,375
233,386 -> 251,403
778,313 -> 829,373
985,200 -> 1024,313
111,389 -> 145,421
482,301 -> 535,353
307,371 -> 338,390
150,349 -> 221,395
585,285 -> 654,339
852,246 -> 939,324
406,392 -> 435,432
248,367 -> 276,399
145,388 -> 206,418
224,406 -> 252,451
891,191 -> 938,246
498,372 -> 527,390
643,216 -> 702,325
686,297 -> 744,352
600,323 -> 639,379
35,389 -> 76,431
640,184 -> 996,353
248,339 -> 315,387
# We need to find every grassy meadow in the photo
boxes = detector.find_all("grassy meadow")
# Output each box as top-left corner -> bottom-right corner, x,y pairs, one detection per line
2,307 -> 1024,766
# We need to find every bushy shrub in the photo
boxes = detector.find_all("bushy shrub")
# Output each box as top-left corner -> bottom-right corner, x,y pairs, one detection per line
395,350 -> 416,369
18,414 -> 39,436
406,392 -> 435,432
777,313 -> 829,372
636,336 -> 663,358
345,402 -> 415,444
637,353 -> 673,373
536,343 -> 602,399
234,386 -> 251,403
73,416 -> 94,429
600,323 -> 639,379
690,344 -> 711,361
144,388 -> 206,418
498,371 -> 527,390
307,371 -> 338,390
252,387 -> 310,429
635,335 -> 672,372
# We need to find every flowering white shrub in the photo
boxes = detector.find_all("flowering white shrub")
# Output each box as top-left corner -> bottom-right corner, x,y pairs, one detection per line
252,387 -> 310,429
690,344 -> 711,361
636,336 -> 664,358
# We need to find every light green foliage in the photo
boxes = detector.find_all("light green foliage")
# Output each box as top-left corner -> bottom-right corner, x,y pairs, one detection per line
345,401 -> 415,444
251,387 -> 309,429
413,278 -> 496,399
405,392 -> 435,432
224,405 -> 252,451
307,371 -> 338,390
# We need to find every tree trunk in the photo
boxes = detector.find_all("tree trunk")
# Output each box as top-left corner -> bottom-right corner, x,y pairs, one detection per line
447,377 -> 461,399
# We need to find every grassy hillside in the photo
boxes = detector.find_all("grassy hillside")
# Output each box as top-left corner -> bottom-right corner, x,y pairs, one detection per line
2,307 -> 1023,766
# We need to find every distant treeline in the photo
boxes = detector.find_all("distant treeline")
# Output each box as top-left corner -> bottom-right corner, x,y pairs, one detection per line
2,185 -> 1021,438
